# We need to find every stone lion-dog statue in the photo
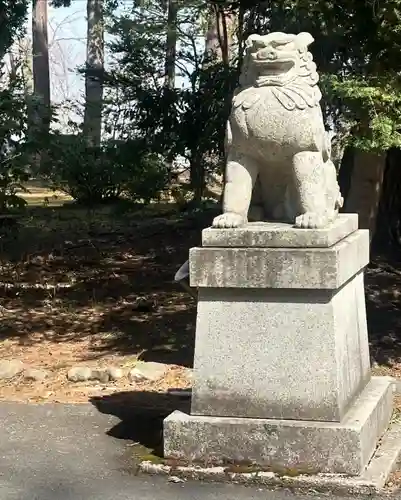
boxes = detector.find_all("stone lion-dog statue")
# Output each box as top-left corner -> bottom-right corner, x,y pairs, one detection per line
213,31 -> 343,229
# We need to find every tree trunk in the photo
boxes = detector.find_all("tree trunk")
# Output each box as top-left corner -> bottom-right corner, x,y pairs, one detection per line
163,0 -> 177,172
204,3 -> 236,66
373,148 -> 401,252
18,37 -> 34,96
84,0 -> 104,147
190,150 -> 204,205
164,0 -> 177,89
32,0 -> 50,132
345,150 -> 386,240
192,4 -> 237,204
237,4 -> 246,73
204,4 -> 221,62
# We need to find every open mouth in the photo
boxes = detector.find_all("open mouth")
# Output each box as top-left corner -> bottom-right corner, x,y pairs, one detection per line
252,57 -> 295,75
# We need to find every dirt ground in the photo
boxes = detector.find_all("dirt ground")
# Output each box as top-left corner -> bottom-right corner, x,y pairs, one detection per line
1,188 -> 401,408
0,192 -> 213,402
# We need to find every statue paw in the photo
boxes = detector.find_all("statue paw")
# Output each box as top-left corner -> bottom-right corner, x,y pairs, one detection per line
295,212 -> 328,229
212,212 -> 247,228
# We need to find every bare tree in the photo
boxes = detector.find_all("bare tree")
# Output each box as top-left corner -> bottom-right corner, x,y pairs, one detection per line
48,11 -> 86,103
84,0 -> 104,147
204,3 -> 237,67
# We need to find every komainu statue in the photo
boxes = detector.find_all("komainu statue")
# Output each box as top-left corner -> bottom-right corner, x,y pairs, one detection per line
213,32 -> 343,229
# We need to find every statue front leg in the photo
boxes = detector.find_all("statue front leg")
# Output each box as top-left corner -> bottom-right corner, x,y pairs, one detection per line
292,151 -> 331,229
213,152 -> 258,228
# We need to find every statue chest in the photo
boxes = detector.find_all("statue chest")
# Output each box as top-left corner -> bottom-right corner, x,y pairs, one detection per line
230,87 -> 323,155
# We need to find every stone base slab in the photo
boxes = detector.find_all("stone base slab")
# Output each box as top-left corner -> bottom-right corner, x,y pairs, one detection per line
202,214 -> 358,249
164,377 -> 393,476
142,420 -> 401,494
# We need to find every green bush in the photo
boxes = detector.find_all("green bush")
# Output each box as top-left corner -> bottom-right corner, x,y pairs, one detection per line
43,134 -> 169,206
121,152 -> 170,205
41,134 -> 119,204
0,75 -> 31,212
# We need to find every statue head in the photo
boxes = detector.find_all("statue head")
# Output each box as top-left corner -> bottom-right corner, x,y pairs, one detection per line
239,32 -> 317,88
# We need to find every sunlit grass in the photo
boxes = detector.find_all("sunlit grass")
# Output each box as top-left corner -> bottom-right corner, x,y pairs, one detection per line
17,182 -> 73,207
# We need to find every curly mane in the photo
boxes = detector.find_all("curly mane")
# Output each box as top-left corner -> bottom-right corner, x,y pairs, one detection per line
235,33 -> 321,111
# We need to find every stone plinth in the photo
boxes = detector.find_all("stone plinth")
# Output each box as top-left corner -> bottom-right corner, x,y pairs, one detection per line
165,377 -> 393,475
190,272 -> 370,421
164,216 -> 394,477
191,225 -> 370,421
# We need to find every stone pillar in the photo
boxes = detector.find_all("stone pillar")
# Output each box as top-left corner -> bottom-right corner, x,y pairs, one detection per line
163,215 -> 393,475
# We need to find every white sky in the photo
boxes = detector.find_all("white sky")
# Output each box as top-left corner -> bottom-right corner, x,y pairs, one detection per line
43,2 -> 193,104
12,1 -> 202,132
47,2 -> 87,104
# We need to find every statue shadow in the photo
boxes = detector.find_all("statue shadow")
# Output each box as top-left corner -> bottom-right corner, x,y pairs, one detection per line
90,390 -> 191,458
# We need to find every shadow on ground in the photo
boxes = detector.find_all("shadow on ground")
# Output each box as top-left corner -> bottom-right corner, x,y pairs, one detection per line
90,390 -> 191,459
0,204 -> 221,366
2,202 -> 401,370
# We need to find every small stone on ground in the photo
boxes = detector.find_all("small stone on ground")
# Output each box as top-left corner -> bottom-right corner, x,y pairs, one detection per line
0,360 -> 24,380
167,476 -> 186,483
67,366 -> 92,382
90,369 -> 110,383
24,368 -> 49,381
108,367 -> 124,380
128,362 -> 168,382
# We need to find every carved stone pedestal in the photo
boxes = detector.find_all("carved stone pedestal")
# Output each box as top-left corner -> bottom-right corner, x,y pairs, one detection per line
163,215 -> 394,476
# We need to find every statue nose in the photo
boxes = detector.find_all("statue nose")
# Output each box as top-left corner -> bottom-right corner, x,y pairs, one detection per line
257,48 -> 277,60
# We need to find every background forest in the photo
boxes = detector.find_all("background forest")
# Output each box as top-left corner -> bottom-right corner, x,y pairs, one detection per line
2,0 -> 401,241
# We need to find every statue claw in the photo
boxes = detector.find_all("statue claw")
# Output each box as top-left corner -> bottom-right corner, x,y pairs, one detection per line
212,213 -> 247,228
295,212 -> 328,229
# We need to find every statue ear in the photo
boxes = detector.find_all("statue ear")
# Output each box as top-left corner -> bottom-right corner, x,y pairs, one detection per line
245,33 -> 264,51
296,32 -> 314,48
